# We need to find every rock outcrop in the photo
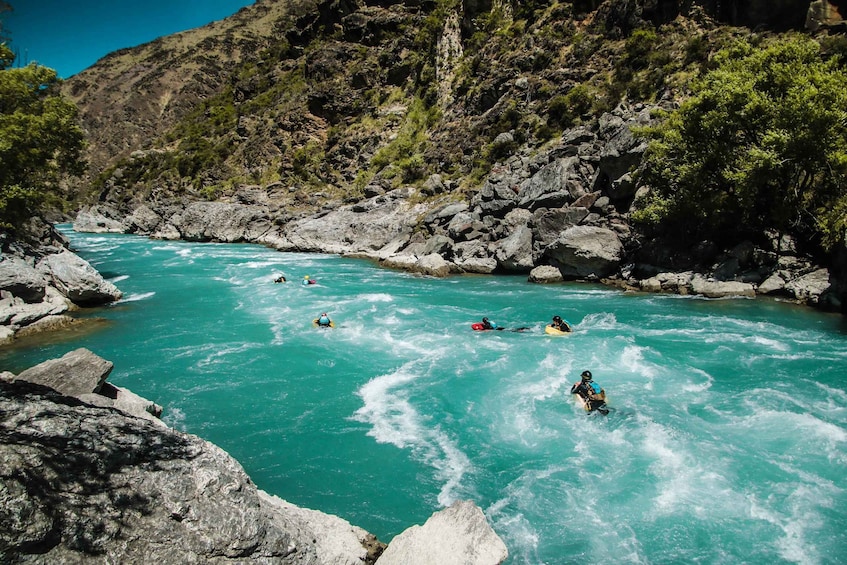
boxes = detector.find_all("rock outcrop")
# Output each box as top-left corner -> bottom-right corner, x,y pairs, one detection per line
377,500 -> 509,565
0,222 -> 123,343
1,350 -> 509,564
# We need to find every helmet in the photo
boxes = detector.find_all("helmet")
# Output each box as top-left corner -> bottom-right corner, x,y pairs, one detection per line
553,315 -> 562,322
581,370 -> 592,380
483,317 -> 489,323
304,275 -> 309,279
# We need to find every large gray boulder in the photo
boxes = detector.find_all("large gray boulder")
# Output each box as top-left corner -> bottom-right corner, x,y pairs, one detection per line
15,347 -> 113,397
1,287 -> 71,328
0,380 -> 322,564
517,156 -> 587,210
0,255 -> 46,302
690,275 -> 756,299
544,225 -> 624,278
785,268 -> 833,305
594,107 -> 652,200
38,250 -> 123,305
530,207 -> 591,254
276,189 -> 425,255
125,204 -> 165,234
453,240 -> 498,274
1,347 -> 387,564
414,253 -> 453,277
73,204 -> 127,233
492,225 -> 534,272
169,201 -> 271,243
376,500 -> 508,565
528,265 -> 564,283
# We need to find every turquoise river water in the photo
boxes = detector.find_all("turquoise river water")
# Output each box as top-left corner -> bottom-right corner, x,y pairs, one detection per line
2,226 -> 847,564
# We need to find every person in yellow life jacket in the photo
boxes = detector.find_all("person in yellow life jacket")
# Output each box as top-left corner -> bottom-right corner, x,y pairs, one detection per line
570,370 -> 609,414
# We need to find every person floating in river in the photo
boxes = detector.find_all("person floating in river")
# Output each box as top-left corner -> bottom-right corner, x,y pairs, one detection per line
549,315 -> 572,332
482,317 -> 498,330
315,312 -> 333,328
570,370 -> 608,414
274,274 -> 287,283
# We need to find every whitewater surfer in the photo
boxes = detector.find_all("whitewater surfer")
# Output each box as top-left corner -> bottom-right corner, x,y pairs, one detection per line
549,315 -> 572,332
316,312 -> 332,327
570,370 -> 608,414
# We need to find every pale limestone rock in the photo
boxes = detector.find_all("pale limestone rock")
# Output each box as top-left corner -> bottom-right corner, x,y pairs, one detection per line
38,250 -> 123,304
415,253 -> 452,277
690,275 -> 756,298
757,273 -> 787,295
0,255 -> 46,302
259,492 -> 382,565
785,268 -> 832,304
545,225 -> 624,278
377,500 -> 508,565
528,265 -> 563,283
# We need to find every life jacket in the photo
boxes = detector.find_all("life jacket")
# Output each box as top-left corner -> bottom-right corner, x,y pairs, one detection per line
585,381 -> 605,401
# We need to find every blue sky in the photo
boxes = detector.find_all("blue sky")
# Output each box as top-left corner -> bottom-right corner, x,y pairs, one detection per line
3,0 -> 256,78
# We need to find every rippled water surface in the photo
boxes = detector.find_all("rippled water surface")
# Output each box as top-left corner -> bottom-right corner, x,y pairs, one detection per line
3,226 -> 846,564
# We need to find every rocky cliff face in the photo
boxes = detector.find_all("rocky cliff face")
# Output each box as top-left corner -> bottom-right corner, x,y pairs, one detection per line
56,0 -> 846,314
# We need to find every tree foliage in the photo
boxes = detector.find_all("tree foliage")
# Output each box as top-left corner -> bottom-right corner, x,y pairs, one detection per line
0,42 -> 86,228
635,35 -> 847,251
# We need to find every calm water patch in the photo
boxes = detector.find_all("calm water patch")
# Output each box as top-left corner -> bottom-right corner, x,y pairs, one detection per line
2,226 -> 846,564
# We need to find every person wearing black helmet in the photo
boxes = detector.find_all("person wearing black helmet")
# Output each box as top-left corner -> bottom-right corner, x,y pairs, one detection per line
481,317 -> 498,330
570,370 -> 609,414
550,315 -> 572,332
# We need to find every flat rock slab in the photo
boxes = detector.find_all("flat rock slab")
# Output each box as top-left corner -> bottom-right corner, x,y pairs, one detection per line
15,347 -> 113,396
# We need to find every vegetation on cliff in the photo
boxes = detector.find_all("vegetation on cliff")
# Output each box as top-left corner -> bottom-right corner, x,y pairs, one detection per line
635,34 -> 847,252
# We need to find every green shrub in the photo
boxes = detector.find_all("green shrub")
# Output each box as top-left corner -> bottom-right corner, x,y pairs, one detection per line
636,35 -> 847,250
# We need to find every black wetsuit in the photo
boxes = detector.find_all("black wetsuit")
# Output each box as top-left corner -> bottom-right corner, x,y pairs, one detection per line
570,381 -> 608,414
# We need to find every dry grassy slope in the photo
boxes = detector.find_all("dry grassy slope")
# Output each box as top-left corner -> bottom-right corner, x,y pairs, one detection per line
62,0 -> 314,180
61,0 -> 822,213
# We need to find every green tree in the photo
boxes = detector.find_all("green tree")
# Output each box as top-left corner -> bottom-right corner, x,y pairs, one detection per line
0,40 -> 86,229
635,36 -> 847,250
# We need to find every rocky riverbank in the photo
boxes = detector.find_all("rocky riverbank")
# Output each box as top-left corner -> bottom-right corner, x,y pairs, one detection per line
0,220 -> 123,344
0,348 -> 509,564
75,102 -> 846,314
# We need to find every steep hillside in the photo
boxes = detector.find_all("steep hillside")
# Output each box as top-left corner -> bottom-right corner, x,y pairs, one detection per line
64,0 -> 750,208
61,0 -> 847,312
